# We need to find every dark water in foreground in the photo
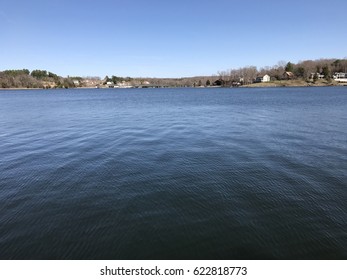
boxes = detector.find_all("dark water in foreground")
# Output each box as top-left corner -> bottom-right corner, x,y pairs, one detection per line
0,87 -> 346,259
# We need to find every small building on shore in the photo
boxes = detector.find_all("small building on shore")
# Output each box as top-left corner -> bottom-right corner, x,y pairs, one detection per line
106,81 -> 115,88
309,73 -> 325,79
333,72 -> 347,82
283,71 -> 294,80
255,74 -> 270,83
72,80 -> 80,86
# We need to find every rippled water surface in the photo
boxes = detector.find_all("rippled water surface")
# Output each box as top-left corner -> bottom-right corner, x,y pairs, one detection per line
0,87 -> 346,259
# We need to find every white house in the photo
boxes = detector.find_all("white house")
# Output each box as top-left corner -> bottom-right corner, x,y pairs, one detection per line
72,80 -> 80,86
255,74 -> 270,83
333,72 -> 347,78
106,81 -> 115,88
310,73 -> 325,79
118,80 -> 133,88
333,72 -> 347,82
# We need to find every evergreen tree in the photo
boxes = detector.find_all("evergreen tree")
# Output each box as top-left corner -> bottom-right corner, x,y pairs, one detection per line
322,66 -> 330,80
285,62 -> 294,72
104,76 -> 111,84
295,67 -> 305,78
31,70 -> 48,79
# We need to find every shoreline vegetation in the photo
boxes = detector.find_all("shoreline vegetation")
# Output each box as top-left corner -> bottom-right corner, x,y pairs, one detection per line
1,80 -> 345,91
1,58 -> 347,90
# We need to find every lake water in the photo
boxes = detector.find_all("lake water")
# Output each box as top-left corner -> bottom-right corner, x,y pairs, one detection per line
0,87 -> 346,259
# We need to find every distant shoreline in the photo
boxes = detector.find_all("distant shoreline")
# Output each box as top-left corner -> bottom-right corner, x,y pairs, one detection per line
240,80 -> 347,88
1,83 -> 346,91
0,87 -> 99,91
1,77 -> 347,91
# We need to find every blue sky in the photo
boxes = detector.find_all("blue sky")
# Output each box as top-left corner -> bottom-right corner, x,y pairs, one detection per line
1,0 -> 346,78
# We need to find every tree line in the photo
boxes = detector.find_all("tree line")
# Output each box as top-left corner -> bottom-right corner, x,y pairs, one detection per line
100,58 -> 347,88
216,58 -> 347,86
2,58 -> 346,89
0,69 -> 76,89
